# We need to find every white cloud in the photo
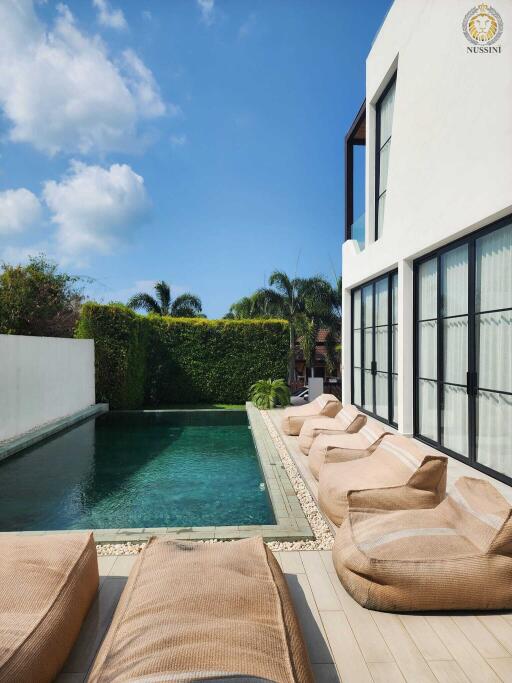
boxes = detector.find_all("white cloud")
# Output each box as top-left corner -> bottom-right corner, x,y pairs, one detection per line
142,10 -> 152,22
43,161 -> 151,259
197,0 -> 214,25
93,0 -> 127,30
0,188 -> 42,235
170,133 -> 187,147
0,1 -> 167,155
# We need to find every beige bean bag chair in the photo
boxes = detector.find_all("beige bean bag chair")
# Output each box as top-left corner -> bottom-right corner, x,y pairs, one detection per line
281,393 -> 341,436
333,477 -> 512,612
309,421 -> 390,479
0,532 -> 98,683
88,536 -> 314,683
298,404 -> 366,454
318,435 -> 447,527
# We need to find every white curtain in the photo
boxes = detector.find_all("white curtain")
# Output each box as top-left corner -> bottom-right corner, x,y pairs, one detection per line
353,329 -> 361,368
478,312 -> 511,393
418,379 -> 437,441
379,80 -> 396,144
477,391 -> 512,476
442,385 -> 468,456
363,285 -> 373,326
419,321 -> 437,379
443,317 -> 468,385
392,274 -> 398,324
476,222 -> 512,312
375,278 -> 388,326
375,373 -> 388,418
353,289 -> 361,329
441,245 -> 468,316
475,221 -> 512,476
375,327 -> 388,372
418,258 -> 437,320
364,371 -> 373,411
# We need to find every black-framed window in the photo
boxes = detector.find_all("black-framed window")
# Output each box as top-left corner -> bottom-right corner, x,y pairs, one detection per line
414,214 -> 512,485
352,270 -> 398,426
375,74 -> 396,241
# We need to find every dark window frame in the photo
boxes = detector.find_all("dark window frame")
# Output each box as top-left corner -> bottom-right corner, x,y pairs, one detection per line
413,212 -> 512,486
344,100 -> 366,242
374,72 -> 397,242
351,269 -> 398,427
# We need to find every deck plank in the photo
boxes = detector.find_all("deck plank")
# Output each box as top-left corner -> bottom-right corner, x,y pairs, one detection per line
372,611 -> 438,683
452,615 -> 509,659
62,575 -> 127,674
326,573 -> 393,663
428,660 -> 470,683
368,662 -> 407,683
478,615 -> 512,655
399,615 -> 452,662
428,616 -> 501,683
280,551 -> 305,574
300,552 -> 341,611
320,610 -> 373,683
284,572 -> 333,665
487,657 -> 512,681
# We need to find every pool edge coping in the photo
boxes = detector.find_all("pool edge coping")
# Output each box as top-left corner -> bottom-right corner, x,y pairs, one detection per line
0,403 -> 315,543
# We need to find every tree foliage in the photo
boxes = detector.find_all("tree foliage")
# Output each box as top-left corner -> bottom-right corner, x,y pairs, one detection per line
0,255 -> 85,337
76,303 -> 289,408
127,280 -> 204,317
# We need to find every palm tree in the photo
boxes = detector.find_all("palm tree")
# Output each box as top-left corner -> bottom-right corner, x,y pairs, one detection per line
127,280 -> 203,317
254,271 -> 326,384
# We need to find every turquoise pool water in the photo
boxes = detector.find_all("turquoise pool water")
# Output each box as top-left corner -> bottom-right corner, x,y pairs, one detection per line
0,411 -> 275,530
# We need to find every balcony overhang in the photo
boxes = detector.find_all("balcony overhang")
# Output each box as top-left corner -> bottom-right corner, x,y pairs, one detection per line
344,100 -> 366,243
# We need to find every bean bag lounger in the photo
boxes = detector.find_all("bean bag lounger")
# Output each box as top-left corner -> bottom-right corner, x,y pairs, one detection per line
87,536 -> 314,683
333,476 -> 512,612
0,532 -> 99,683
308,421 -> 390,480
318,435 -> 447,527
281,393 -> 341,436
298,404 -> 366,455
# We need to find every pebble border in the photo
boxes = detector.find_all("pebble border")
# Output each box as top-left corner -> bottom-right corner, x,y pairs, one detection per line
97,408 -> 334,556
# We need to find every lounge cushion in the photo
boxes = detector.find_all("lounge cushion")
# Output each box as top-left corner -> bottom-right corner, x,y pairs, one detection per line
88,536 -> 314,683
298,405 -> 366,454
309,421 -> 390,479
318,435 -> 447,527
0,532 -> 98,683
333,477 -> 512,612
281,394 -> 341,436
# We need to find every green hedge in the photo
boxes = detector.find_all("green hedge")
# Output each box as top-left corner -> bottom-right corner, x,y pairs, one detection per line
76,303 -> 289,408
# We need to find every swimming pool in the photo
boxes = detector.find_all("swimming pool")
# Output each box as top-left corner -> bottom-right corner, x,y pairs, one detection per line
0,410 -> 275,531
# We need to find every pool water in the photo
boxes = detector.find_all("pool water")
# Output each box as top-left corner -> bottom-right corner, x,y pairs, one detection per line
0,411 -> 275,530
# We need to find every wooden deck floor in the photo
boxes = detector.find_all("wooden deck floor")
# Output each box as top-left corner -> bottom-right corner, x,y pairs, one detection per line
57,548 -> 512,683
58,411 -> 512,683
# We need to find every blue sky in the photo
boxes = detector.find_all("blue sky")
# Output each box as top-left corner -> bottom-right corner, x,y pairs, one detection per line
0,0 -> 391,318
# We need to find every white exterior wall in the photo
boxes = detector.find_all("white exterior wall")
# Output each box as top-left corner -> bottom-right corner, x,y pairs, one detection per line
342,0 -> 512,433
0,335 -> 95,442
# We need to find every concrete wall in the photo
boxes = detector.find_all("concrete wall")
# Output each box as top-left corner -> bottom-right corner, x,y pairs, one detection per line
341,0 -> 512,432
0,335 -> 95,442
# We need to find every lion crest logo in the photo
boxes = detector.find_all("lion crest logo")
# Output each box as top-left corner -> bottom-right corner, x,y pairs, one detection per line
463,3 -> 503,45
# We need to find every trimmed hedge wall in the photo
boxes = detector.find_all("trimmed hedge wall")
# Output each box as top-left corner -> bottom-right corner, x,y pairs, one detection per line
76,303 -> 289,409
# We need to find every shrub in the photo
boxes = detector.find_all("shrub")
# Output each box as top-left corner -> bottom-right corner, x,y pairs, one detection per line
76,303 -> 289,408
249,379 -> 290,409
76,304 -> 148,409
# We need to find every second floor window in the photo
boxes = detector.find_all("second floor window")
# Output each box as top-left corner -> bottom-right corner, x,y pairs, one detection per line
375,75 -> 396,240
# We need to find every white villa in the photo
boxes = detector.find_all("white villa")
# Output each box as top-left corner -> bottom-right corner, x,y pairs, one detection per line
342,0 -> 512,484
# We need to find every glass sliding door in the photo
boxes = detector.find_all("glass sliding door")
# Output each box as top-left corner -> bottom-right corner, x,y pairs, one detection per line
440,245 -> 469,456
475,223 -> 512,478
414,214 -> 512,483
351,270 -> 398,426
